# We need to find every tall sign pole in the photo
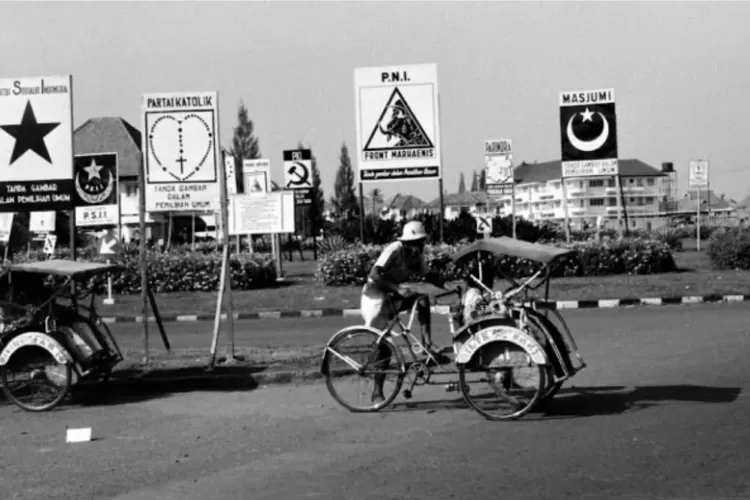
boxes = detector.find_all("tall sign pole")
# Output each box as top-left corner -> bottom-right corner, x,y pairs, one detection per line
354,63 -> 442,238
141,91 -> 225,364
484,139 -> 514,238
689,159 -> 709,251
559,88 -> 619,242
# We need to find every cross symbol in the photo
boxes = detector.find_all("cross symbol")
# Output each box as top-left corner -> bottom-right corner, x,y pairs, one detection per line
176,156 -> 187,174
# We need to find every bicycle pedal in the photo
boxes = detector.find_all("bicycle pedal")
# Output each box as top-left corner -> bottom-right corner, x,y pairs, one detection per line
402,389 -> 412,399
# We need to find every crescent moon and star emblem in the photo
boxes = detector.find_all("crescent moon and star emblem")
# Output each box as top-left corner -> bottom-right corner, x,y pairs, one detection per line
75,158 -> 114,205
566,107 -> 610,152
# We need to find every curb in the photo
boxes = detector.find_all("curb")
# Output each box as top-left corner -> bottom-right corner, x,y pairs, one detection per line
100,293 -> 750,324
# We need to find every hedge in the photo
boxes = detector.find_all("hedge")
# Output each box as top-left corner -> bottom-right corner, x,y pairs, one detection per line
707,227 -> 750,270
316,238 -> 677,287
14,245 -> 277,295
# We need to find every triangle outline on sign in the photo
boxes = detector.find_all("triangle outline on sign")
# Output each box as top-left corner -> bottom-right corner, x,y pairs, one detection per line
363,87 -> 434,152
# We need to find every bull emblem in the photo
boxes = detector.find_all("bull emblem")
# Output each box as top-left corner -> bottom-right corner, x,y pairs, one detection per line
378,98 -> 429,147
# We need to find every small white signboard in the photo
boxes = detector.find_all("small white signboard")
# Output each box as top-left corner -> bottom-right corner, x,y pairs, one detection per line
141,91 -> 220,212
0,74 -> 75,212
689,160 -> 709,188
242,159 -> 270,193
30,211 -> 56,233
0,213 -> 13,243
228,191 -> 295,236
354,63 -> 441,182
43,233 -> 56,255
224,154 -> 237,195
475,213 -> 493,234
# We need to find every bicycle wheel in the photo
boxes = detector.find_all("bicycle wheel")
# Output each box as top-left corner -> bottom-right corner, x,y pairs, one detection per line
458,340 -> 546,421
1,345 -> 72,412
323,328 -> 405,412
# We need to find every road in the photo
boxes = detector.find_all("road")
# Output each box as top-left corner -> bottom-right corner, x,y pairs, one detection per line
1,303 -> 749,499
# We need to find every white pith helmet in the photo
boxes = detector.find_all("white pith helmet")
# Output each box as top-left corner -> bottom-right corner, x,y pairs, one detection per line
399,220 -> 427,242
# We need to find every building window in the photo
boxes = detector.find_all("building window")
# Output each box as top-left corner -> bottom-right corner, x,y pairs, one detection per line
590,199 -> 605,207
629,178 -> 635,184
646,197 -> 655,204
647,178 -> 655,186
589,180 -> 604,188
630,198 -> 636,203
608,179 -> 615,187
636,178 -> 644,186
608,197 -> 616,206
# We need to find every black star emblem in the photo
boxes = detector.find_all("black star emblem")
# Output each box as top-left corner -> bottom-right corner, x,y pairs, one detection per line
0,100 -> 60,165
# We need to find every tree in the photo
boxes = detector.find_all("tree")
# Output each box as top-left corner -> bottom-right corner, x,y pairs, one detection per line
297,140 -> 324,236
332,142 -> 359,218
229,100 -> 261,193
479,169 -> 487,192
470,171 -> 478,192
458,172 -> 466,193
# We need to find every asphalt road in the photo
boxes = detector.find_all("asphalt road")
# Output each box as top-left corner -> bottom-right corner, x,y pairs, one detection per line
1,303 -> 749,499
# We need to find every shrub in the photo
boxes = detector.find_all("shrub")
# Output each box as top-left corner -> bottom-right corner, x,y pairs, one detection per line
707,227 -> 750,270
316,238 -> 677,286
653,227 -> 685,252
15,244 -> 277,295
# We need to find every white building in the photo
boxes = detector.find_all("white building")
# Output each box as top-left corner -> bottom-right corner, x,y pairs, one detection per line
498,159 -> 667,228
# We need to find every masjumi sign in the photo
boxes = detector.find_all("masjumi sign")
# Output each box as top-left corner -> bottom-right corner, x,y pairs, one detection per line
559,88 -> 618,178
0,75 -> 74,212
142,92 -> 220,212
74,152 -> 119,227
354,63 -> 441,182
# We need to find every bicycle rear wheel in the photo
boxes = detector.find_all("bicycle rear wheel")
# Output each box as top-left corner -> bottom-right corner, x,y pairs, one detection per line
458,340 -> 546,421
322,329 -> 405,412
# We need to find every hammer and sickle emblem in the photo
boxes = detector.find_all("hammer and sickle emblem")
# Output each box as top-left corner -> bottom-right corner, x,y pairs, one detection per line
287,162 -> 310,186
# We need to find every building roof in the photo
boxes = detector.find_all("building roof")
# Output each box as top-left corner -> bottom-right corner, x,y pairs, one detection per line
735,194 -> 750,209
385,193 -> 426,211
424,191 -> 499,209
679,189 -> 734,212
73,117 -> 142,178
513,158 -> 665,185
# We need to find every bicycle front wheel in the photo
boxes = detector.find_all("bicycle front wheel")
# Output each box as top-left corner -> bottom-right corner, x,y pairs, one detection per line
322,328 -> 405,412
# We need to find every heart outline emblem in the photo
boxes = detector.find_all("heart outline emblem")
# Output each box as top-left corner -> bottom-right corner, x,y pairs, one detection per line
148,113 -> 214,182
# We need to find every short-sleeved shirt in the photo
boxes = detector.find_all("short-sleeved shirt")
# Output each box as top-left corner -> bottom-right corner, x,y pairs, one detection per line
368,241 -> 429,289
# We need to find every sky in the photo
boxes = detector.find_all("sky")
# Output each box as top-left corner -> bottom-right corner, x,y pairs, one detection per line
2,1 -> 749,204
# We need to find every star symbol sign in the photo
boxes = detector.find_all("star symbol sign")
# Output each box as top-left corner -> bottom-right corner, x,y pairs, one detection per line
0,100 -> 61,165
84,159 -> 103,181
580,108 -> 594,123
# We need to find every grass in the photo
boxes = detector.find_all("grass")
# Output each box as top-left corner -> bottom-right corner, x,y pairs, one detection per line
92,248 -> 750,317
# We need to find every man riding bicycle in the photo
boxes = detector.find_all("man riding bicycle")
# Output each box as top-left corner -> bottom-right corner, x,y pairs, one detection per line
361,220 -> 450,403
